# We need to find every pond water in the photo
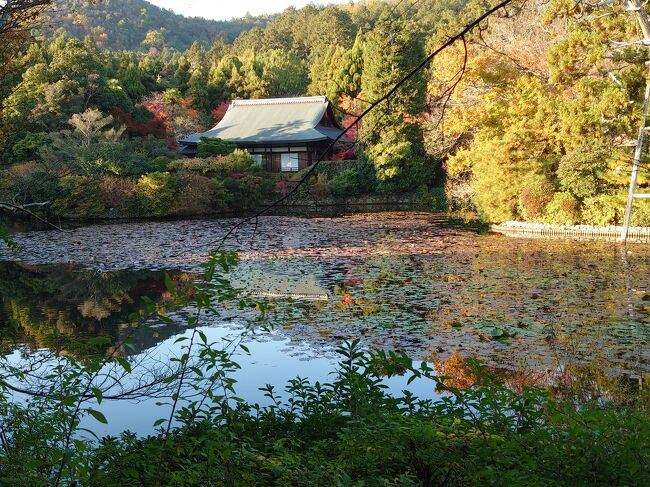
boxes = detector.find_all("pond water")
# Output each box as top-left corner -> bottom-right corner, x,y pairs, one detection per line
1,212 -> 649,434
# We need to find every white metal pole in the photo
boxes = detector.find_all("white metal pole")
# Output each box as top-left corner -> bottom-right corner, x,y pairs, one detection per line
622,80 -> 650,242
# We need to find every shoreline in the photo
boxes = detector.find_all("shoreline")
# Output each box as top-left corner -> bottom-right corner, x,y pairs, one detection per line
492,221 -> 650,243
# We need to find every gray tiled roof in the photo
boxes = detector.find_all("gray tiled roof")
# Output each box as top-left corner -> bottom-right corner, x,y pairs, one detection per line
179,96 -> 343,145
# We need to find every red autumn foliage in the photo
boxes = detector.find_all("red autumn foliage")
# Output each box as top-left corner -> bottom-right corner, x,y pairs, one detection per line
211,102 -> 230,124
116,103 -> 177,149
341,114 -> 358,140
330,146 -> 356,161
328,103 -> 359,160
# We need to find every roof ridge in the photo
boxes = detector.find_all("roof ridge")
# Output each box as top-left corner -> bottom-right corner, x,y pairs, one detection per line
231,96 -> 327,106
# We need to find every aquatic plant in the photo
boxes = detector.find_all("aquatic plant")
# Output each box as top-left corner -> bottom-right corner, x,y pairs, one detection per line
0,252 -> 648,485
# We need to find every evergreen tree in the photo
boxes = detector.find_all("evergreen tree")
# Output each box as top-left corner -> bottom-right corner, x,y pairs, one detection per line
360,15 -> 428,190
338,31 -> 364,99
173,56 -> 191,92
119,62 -> 146,100
187,67 -> 210,110
308,44 -> 346,101
260,50 -> 309,97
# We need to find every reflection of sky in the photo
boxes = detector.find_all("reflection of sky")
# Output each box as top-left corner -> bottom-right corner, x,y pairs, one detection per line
7,324 -> 439,437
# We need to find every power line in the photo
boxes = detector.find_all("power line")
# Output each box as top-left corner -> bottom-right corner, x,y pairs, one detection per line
185,0 -> 517,254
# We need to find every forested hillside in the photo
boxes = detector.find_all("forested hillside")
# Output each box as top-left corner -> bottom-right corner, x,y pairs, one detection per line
42,0 -> 269,50
2,0 -> 650,224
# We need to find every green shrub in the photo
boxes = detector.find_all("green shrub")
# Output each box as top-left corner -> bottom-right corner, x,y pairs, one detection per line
169,150 -> 259,178
150,156 -> 172,171
518,174 -> 555,221
631,198 -> 650,226
196,137 -> 237,157
317,160 -> 378,194
309,173 -> 330,197
43,345 -> 650,486
416,185 -> 447,211
543,191 -> 581,225
329,168 -> 361,196
374,156 -> 435,194
557,145 -> 611,199
2,164 -> 61,206
134,172 -> 176,217
223,175 -> 273,210
582,194 -> 624,226
170,174 -> 215,216
11,132 -> 48,163
39,121 -> 176,177
52,176 -> 105,218
210,178 -> 230,211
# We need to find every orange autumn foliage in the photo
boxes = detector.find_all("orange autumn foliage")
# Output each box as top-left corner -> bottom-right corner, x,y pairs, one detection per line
432,352 -> 476,391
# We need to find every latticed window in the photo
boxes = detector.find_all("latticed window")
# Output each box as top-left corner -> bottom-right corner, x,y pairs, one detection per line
281,153 -> 299,172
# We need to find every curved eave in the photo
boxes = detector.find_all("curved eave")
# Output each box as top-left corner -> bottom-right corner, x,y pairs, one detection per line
179,130 -> 344,147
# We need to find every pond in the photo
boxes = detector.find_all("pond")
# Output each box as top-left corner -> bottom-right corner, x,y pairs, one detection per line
1,212 -> 649,435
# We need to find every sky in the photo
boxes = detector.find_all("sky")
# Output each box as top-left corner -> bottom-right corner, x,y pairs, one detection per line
148,1 -> 354,21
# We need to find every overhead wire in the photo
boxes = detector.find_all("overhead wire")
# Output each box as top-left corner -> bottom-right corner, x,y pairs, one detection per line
180,0 -> 517,256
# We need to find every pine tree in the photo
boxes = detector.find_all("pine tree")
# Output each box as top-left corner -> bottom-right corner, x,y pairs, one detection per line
187,67 -> 209,110
338,31 -> 364,98
308,44 -> 346,101
173,56 -> 191,93
360,15 -> 428,190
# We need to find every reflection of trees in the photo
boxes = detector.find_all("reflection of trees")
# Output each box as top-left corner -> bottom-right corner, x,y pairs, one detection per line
429,350 -> 647,402
431,352 -> 476,390
0,262 -> 196,357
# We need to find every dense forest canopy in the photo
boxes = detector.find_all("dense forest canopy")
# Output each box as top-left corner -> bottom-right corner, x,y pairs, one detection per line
42,0 -> 271,50
1,0 -> 650,224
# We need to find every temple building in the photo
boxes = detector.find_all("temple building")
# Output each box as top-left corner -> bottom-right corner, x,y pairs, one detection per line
178,96 -> 344,172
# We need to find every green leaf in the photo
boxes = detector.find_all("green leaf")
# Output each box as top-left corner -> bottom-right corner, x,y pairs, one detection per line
91,387 -> 103,405
73,439 -> 86,451
487,327 -> 504,338
87,408 -> 108,424
198,330 -> 208,344
115,357 -> 132,373
61,395 -> 76,407
164,273 -> 175,292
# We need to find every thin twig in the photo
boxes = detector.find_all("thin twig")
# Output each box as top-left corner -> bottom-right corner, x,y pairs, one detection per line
0,201 -> 70,232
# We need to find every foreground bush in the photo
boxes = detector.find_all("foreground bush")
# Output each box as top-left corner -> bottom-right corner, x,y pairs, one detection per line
0,254 -> 647,486
2,345 -> 647,486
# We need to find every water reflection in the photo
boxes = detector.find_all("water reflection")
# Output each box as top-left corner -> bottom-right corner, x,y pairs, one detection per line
1,234 -> 649,381
1,214 -> 649,382
0,262 -> 200,356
